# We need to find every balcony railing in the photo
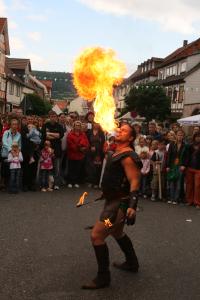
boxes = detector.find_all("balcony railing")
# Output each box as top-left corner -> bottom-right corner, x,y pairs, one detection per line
171,102 -> 183,113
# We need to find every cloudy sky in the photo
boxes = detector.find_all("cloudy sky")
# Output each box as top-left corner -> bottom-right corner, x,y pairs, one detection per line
0,0 -> 199,75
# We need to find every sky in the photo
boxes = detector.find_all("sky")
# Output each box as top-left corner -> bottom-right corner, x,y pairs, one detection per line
0,0 -> 200,76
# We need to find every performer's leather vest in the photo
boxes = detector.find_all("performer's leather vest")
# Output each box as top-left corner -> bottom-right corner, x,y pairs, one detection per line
101,151 -> 142,197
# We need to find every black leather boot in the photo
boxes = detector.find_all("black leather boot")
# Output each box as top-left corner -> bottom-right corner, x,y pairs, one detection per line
82,244 -> 111,289
113,234 -> 139,272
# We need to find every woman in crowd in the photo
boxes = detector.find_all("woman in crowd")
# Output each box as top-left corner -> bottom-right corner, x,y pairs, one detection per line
86,122 -> 105,188
185,132 -> 200,209
166,129 -> 187,204
166,130 -> 177,151
67,121 -> 89,188
1,118 -> 21,190
134,123 -> 144,147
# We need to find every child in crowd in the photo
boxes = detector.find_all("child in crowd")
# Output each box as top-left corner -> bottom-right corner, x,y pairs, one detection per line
146,135 -> 153,149
140,151 -> 151,198
103,134 -> 117,153
40,140 -> 54,192
7,142 -> 23,193
149,140 -> 159,158
27,124 -> 41,164
135,136 -> 149,156
151,140 -> 167,201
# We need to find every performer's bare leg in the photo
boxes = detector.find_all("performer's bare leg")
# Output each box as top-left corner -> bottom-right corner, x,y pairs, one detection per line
82,209 -> 138,289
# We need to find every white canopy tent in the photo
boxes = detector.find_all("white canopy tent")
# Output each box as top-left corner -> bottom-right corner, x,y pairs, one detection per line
177,114 -> 200,126
118,112 -> 133,120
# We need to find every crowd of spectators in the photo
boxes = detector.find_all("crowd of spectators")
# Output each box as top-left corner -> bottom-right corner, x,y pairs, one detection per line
0,111 -> 199,209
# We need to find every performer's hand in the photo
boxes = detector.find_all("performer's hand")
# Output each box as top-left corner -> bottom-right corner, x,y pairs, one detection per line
126,208 -> 136,226
126,208 -> 136,219
179,166 -> 185,172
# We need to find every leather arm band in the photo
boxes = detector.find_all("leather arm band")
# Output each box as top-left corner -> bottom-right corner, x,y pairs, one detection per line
129,191 -> 139,210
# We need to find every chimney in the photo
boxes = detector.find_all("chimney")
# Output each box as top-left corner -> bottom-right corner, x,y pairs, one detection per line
183,40 -> 188,47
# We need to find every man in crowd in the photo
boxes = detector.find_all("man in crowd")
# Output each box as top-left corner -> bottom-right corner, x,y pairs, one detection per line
21,115 -> 39,191
148,122 -> 162,140
42,110 -> 64,190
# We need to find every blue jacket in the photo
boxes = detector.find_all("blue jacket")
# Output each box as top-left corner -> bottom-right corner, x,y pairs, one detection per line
1,129 -> 21,158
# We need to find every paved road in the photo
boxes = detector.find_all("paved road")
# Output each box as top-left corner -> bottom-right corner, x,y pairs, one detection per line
0,188 -> 200,300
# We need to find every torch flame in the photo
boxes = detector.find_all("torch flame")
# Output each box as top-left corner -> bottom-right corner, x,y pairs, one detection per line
76,192 -> 88,207
104,218 -> 113,228
73,47 -> 126,132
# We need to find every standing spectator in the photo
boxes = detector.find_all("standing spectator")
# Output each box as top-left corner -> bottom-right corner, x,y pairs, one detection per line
187,126 -> 200,144
151,140 -> 166,201
21,115 -> 40,191
140,151 -> 151,198
148,122 -> 162,140
0,117 -> 9,143
166,129 -> 187,204
135,136 -> 149,156
185,133 -> 200,209
86,123 -> 105,188
85,111 -> 94,130
37,117 -> 44,132
134,123 -> 144,147
41,110 -> 64,190
166,131 -> 177,151
192,126 -> 200,136
1,118 -> 21,190
40,140 -> 54,192
66,115 -> 73,132
7,142 -> 23,193
67,121 -> 89,188
149,139 -> 159,158
145,135 -> 153,149
171,123 -> 180,134
59,113 -> 69,183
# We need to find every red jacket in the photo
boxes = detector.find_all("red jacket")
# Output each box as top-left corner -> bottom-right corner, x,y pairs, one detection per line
67,131 -> 89,160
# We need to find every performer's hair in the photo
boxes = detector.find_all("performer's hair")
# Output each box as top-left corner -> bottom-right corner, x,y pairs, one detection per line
119,121 -> 136,148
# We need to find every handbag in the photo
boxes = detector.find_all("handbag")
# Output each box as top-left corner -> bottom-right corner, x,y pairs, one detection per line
1,131 -> 10,158
167,165 -> 180,181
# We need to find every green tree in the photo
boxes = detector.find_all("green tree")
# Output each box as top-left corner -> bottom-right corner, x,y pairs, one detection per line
25,93 -> 52,115
125,83 -> 171,121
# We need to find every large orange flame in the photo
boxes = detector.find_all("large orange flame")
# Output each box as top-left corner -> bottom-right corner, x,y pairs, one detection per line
73,47 -> 126,132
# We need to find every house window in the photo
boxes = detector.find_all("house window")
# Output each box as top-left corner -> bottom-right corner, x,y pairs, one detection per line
166,68 -> 170,77
166,65 -> 177,77
172,65 -> 177,75
172,88 -> 178,103
16,85 -> 20,97
158,70 -> 163,80
178,85 -> 184,102
9,82 -> 14,95
181,62 -> 186,73
168,87 -> 172,99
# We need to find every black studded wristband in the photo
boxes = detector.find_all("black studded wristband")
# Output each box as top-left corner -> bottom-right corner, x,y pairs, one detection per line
129,191 -> 139,210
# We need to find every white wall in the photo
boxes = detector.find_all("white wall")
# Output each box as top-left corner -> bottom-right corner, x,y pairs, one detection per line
185,68 -> 200,105
69,97 -> 89,115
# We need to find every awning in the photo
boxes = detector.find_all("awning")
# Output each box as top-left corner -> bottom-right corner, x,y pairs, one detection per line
177,114 -> 200,126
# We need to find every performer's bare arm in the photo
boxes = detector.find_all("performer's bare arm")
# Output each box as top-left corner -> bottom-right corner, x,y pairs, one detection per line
122,156 -> 140,219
